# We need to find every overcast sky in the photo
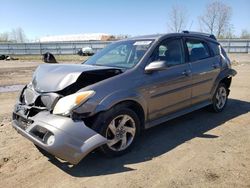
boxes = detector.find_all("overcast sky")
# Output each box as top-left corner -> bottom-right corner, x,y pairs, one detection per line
0,0 -> 249,40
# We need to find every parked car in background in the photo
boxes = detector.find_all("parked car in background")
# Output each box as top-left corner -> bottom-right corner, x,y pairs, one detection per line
12,31 -> 236,165
77,46 -> 95,56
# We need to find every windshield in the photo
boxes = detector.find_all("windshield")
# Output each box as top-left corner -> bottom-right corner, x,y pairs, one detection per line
84,40 -> 153,68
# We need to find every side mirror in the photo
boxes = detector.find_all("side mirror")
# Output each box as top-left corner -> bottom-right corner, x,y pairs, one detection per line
145,61 -> 167,73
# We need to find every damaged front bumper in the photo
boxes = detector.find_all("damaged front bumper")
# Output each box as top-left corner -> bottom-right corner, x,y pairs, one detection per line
12,104 -> 107,164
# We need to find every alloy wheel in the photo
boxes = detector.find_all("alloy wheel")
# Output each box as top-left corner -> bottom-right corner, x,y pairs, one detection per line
106,114 -> 136,151
215,86 -> 227,109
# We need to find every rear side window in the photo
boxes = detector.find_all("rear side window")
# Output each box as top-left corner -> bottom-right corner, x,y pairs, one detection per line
185,39 -> 210,62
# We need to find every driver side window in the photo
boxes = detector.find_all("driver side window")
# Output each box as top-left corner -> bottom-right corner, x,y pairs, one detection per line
151,39 -> 184,67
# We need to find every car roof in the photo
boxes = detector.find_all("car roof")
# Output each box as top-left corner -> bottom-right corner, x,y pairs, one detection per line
128,32 -> 218,43
129,34 -> 165,40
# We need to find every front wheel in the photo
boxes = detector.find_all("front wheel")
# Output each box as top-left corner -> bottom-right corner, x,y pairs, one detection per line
210,83 -> 228,112
92,105 -> 140,157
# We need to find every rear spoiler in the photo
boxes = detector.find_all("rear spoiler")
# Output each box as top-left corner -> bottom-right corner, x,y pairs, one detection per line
182,31 -> 217,41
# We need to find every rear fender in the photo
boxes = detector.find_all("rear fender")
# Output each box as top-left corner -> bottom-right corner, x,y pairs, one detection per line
210,68 -> 237,98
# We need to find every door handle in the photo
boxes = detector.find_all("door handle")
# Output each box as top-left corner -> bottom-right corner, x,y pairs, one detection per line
182,70 -> 191,76
212,63 -> 219,69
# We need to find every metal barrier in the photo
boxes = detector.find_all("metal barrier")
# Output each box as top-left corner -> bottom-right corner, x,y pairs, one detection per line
218,39 -> 250,53
0,41 -> 111,55
0,39 -> 249,55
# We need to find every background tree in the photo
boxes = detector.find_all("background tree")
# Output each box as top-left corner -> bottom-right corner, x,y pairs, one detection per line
0,32 -> 9,42
168,5 -> 188,33
199,0 -> 233,38
10,27 -> 27,43
240,29 -> 250,39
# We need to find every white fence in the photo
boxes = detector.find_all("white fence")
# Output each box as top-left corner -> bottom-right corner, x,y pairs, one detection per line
0,39 -> 249,55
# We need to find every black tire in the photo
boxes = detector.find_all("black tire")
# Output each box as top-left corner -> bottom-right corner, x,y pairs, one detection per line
209,83 -> 229,112
92,104 -> 141,157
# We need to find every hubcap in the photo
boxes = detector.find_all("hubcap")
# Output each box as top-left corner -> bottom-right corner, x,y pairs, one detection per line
106,114 -> 136,151
215,87 -> 227,109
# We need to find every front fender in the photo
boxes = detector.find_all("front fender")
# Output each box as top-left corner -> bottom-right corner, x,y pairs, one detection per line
72,89 -> 148,121
94,89 -> 148,119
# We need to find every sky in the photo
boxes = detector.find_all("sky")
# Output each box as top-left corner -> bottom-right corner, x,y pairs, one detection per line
0,0 -> 249,40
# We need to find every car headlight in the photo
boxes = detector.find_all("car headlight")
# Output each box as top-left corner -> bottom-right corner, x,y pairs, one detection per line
53,90 -> 95,115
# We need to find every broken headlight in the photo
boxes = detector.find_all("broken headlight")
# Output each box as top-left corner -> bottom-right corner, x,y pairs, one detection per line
53,90 -> 95,116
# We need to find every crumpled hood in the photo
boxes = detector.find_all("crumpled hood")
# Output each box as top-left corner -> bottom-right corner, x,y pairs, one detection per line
32,64 -> 120,92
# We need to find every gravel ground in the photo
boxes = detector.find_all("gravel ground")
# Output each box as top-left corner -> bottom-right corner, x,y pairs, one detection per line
0,55 -> 249,188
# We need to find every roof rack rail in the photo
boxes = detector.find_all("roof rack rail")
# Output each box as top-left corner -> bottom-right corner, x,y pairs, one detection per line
182,31 -> 217,41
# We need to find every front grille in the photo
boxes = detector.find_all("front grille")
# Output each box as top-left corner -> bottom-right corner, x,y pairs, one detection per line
13,113 -> 34,130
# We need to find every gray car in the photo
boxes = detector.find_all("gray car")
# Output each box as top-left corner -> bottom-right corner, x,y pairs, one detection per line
12,31 -> 236,164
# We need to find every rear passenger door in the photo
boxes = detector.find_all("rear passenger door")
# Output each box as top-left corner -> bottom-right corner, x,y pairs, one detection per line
184,38 -> 221,104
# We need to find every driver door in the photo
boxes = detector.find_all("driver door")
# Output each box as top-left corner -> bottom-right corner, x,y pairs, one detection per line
144,38 -> 192,121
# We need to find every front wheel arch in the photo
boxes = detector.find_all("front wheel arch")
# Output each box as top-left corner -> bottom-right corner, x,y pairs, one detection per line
91,103 -> 141,157
91,100 -> 146,130
110,100 -> 145,129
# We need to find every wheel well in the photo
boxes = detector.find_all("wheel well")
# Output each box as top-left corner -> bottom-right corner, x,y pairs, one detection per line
83,100 -> 146,129
112,100 -> 145,129
220,77 -> 232,89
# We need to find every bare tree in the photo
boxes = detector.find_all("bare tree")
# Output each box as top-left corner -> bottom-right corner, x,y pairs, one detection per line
10,27 -> 27,43
199,0 -> 233,38
240,29 -> 250,39
168,5 -> 188,33
222,24 -> 235,39
0,32 -> 10,42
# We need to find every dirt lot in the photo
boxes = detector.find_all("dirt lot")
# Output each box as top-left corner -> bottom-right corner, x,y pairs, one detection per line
0,55 -> 249,188
0,55 -> 87,86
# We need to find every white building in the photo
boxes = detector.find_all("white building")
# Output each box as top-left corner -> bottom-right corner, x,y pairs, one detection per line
39,33 -> 112,42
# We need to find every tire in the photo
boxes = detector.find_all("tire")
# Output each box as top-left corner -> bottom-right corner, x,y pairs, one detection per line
92,104 -> 141,157
209,83 -> 228,112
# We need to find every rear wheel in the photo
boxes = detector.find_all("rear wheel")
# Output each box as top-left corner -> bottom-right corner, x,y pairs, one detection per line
210,83 -> 228,112
92,105 -> 140,157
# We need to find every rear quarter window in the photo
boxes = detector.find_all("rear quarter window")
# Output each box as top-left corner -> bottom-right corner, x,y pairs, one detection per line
209,42 -> 220,56
220,46 -> 230,60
